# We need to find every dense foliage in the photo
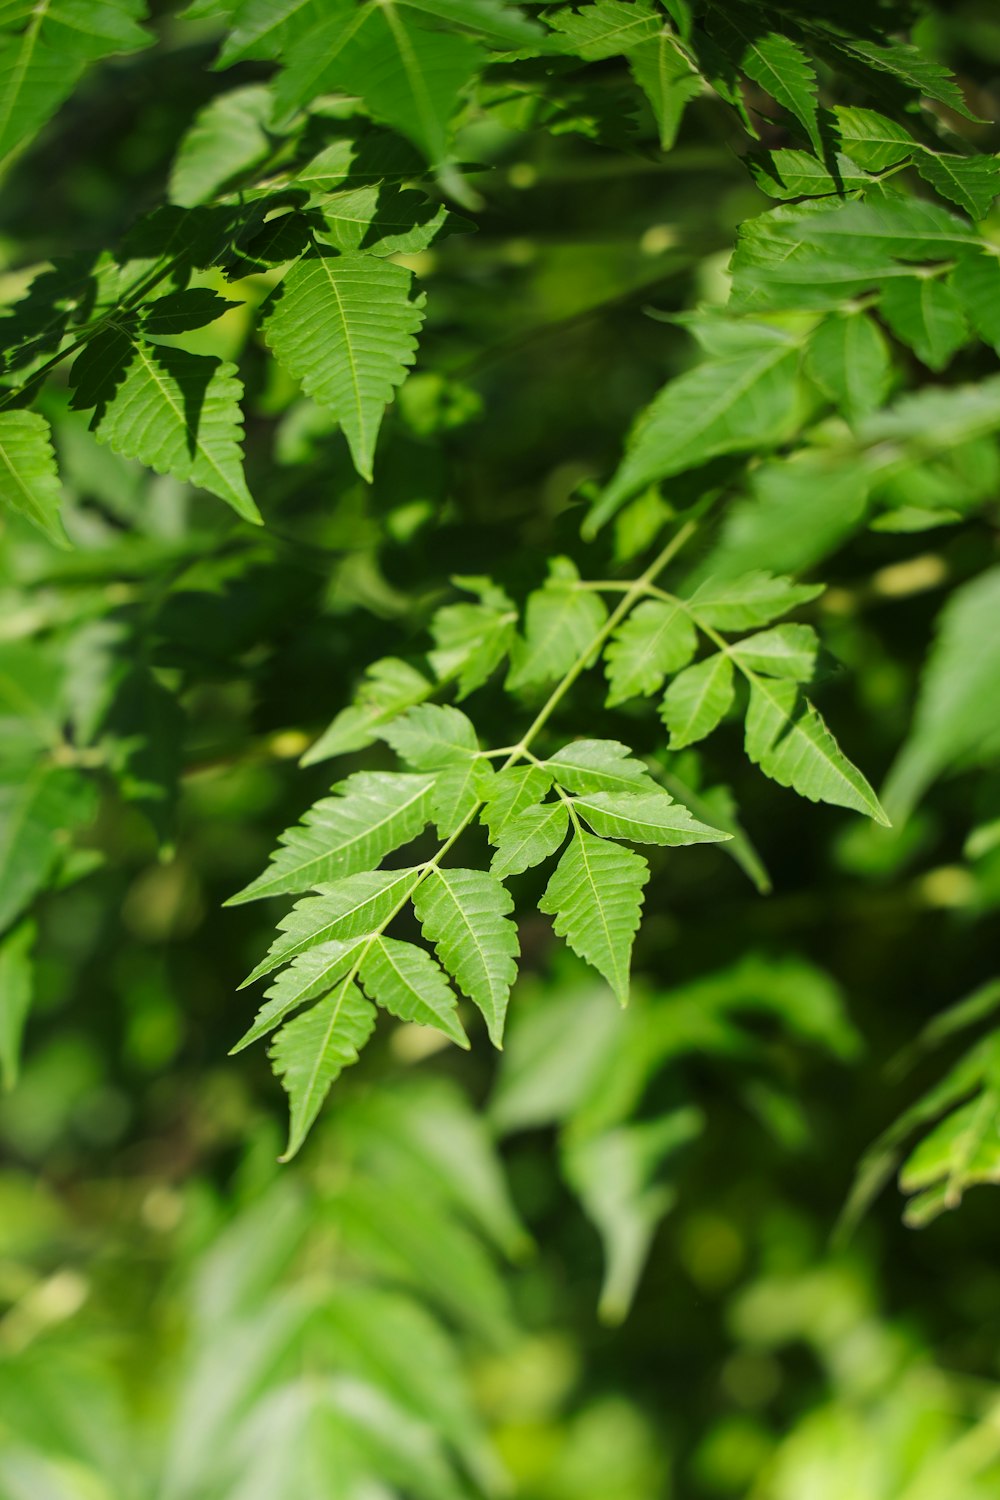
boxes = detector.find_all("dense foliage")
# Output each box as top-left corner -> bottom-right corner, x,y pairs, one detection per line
0,0 -> 999,1494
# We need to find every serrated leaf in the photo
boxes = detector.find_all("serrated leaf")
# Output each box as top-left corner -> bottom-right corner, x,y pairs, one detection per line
879,275 -> 968,372
71,336 -> 260,522
627,31 -> 701,151
806,311 -> 891,424
235,938 -> 366,1051
539,828 -> 647,1004
659,653 -> 734,749
140,288 -> 241,335
215,0 -> 318,65
168,83 -> 273,206
749,148 -> 870,200
303,658 -> 434,766
264,247 -> 425,482
228,771 -> 433,903
883,567 -> 1000,821
276,0 -> 485,173
0,409 -> 67,544
547,739 -> 656,794
490,800 -> 568,879
914,150 -> 1000,221
831,105 -> 915,172
572,790 -> 729,846
480,763 -> 552,840
737,29 -> 821,154
604,598 -> 697,706
744,678 -> 888,823
506,557 -> 608,691
832,36 -> 981,123
382,704 -> 478,769
413,867 -> 518,1045
429,595 -> 516,699
0,764 -> 96,932
589,336 -> 801,530
0,918 -> 34,1090
359,935 -> 468,1046
431,758 -> 494,839
241,868 -> 422,987
318,185 -> 455,256
685,571 -> 823,630
543,0 -> 661,59
951,253 -> 1000,349
271,978 -> 376,1158
731,624 -> 819,681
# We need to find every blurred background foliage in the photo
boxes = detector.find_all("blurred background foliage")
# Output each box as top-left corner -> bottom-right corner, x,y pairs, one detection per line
1,0 -> 1000,1495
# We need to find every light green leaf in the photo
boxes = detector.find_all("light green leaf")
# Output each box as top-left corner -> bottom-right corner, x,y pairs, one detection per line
737,30 -> 821,155
659,653 -> 734,749
428,581 -> 517,699
73,337 -> 260,523
506,557 -> 608,691
271,979 -> 376,1158
264,247 -> 425,482
832,105 -> 915,172
590,334 -> 801,530
240,868 -> 422,987
604,598 -> 697,706
627,30 -> 701,151
0,918 -> 34,1090
235,938 -> 367,1051
879,275 -> 968,372
359,936 -> 468,1046
168,84 -> 273,206
540,828 -> 648,1004
684,571 -> 823,630
490,801 -> 568,879
228,771 -> 433,903
431,758 -> 494,839
749,148 -> 870,200
413,867 -> 518,1045
547,738 -> 656,795
382,704 -> 478,769
951,252 -> 1000,349
0,409 -> 67,544
883,567 -> 1000,821
572,790 -> 730,846
302,658 -> 433,766
731,624 -> 819,681
480,763 -> 552,840
806,312 -> 892,425
216,0 -> 319,65
744,677 -> 889,823
318,185 -> 455,256
543,0 -> 662,59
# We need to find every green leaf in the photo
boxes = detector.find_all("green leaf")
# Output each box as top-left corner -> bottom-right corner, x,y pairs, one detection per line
831,105 -> 914,172
235,938 -> 367,1051
704,454 -> 870,578
589,334 -> 801,530
0,409 -> 67,544
428,579 -> 517,699
271,978 -> 376,1158
396,0 -> 544,51
264,247 -> 425,482
359,936 -> 468,1046
539,828 -> 647,1004
659,653 -> 734,749
883,567 -> 1000,821
604,598 -> 697,706
0,918 -> 34,1090
547,738 -> 656,795
572,790 -> 730,846
431,759 -> 494,839
543,0 -> 662,59
302,658 -> 434,766
744,677 -> 889,823
413,867 -> 518,1045
382,704 -> 478,768
276,0 -> 485,174
228,771 -> 433,903
748,147 -> 870,200
506,557 -> 608,691
684,571 -> 823,630
831,36 -> 981,123
878,276 -> 968,372
215,0 -> 319,66
0,764 -> 96,932
71,336 -> 260,523
950,252 -> 1000,350
731,624 -> 819,681
490,801 -> 569,879
806,312 -> 892,425
627,30 -> 701,151
914,150 -> 1000,221
168,84 -> 273,206
736,30 -> 821,155
0,0 -> 151,165
318,185 -> 456,257
480,763 -> 552,839
241,869 -> 422,987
